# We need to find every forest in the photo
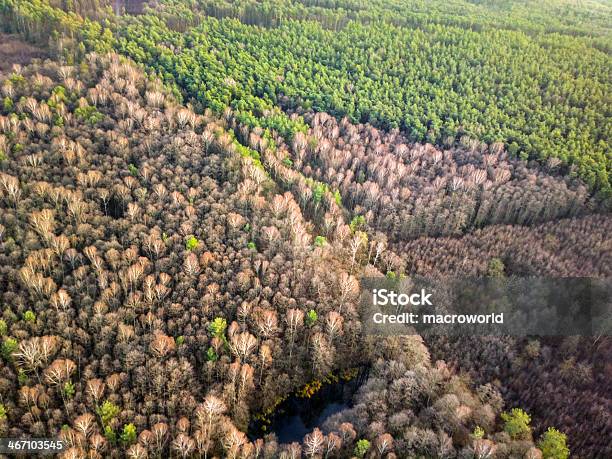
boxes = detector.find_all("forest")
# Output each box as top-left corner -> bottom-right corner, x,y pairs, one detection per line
0,0 -> 610,458
113,6 -> 611,195
2,0 -> 611,195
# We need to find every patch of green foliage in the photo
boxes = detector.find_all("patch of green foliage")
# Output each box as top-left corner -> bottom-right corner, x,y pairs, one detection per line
314,235 -> 327,247
305,309 -> 318,327
333,190 -> 342,206
354,439 -> 371,458
487,258 -> 506,277
120,423 -> 137,446
206,346 -> 218,362
74,105 -> 104,125
185,235 -> 199,251
128,163 -> 139,177
17,369 -> 28,385
538,427 -> 570,459
1,337 -> 17,361
23,310 -> 36,323
350,215 -> 366,233
209,317 -> 227,339
234,140 -> 264,169
312,183 -> 325,204
8,74 -> 25,85
97,400 -> 121,427
104,425 -> 117,444
501,408 -> 532,440
472,425 -> 485,439
63,381 -> 75,399
2,97 -> 13,113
